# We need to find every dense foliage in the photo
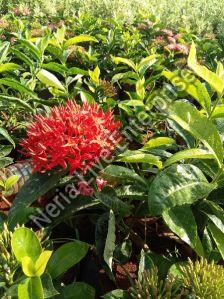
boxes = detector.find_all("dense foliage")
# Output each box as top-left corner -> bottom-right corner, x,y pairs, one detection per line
0,4 -> 224,299
1,0 -> 224,34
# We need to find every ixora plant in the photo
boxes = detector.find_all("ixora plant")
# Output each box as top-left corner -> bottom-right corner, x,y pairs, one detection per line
2,8 -> 224,299
20,100 -> 121,174
105,258 -> 224,298
0,226 -> 94,299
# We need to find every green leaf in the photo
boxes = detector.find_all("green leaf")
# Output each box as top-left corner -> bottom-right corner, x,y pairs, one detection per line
136,77 -> 145,100
138,249 -> 154,281
102,289 -> 129,299
37,69 -> 65,91
96,187 -> 133,216
208,222 -> 224,259
0,42 -> 10,64
188,42 -> 224,95
163,69 -> 211,112
0,145 -> 13,157
68,67 -> 89,76
19,39 -> 41,62
0,78 -> 37,98
209,105 -> 224,119
149,164 -> 213,215
47,241 -> 89,279
104,210 -> 116,271
164,148 -> 215,167
89,66 -> 100,85
29,277 -> 44,299
0,157 -> 13,168
8,170 -> 64,229
102,165 -> 146,186
56,282 -> 95,299
11,48 -> 33,68
11,227 -> 42,263
143,137 -> 175,150
54,25 -> 66,44
18,278 -> 30,299
42,273 -> 59,298
163,205 -> 204,256
0,63 -> 20,73
138,54 -> 159,75
65,35 -> 98,47
5,175 -> 19,191
0,95 -> 34,112
216,62 -> 224,79
116,184 -> 147,201
120,100 -> 145,107
35,251 -> 52,277
42,62 -> 68,76
168,100 -> 223,167
111,56 -> 136,71
21,256 -> 36,277
117,150 -> 162,169
0,127 -> 15,147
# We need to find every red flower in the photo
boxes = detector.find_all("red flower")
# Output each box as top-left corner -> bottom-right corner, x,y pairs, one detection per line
96,177 -> 108,191
77,181 -> 94,196
21,100 -> 121,174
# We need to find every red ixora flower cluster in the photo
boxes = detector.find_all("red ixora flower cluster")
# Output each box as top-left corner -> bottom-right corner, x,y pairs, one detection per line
21,100 -> 121,174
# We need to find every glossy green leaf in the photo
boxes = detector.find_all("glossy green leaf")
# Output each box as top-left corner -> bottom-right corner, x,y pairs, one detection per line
56,282 -> 95,299
143,137 -> 175,150
0,78 -> 37,98
0,157 -> 13,168
136,77 -> 145,100
210,105 -> 224,119
0,127 -> 15,147
208,222 -> 224,259
21,256 -> 36,277
163,69 -> 211,112
111,56 -> 136,71
8,170 -> 65,229
164,148 -> 215,167
11,227 -> 42,262
19,39 -> 41,62
0,42 -> 10,64
35,251 -> 52,277
188,42 -> 224,95
18,278 -> 30,299
104,210 -> 116,271
138,54 -> 159,75
149,164 -> 213,214
11,48 -> 33,68
102,289 -> 129,299
0,94 -> 34,111
42,62 -> 68,76
89,66 -> 100,85
168,100 -> 223,167
5,175 -> 19,191
42,273 -> 59,298
0,63 -> 20,73
163,205 -> 204,256
96,187 -> 133,216
138,249 -> 154,281
65,35 -> 98,47
37,69 -> 65,91
102,165 -> 146,186
117,150 -> 162,168
47,241 -> 89,279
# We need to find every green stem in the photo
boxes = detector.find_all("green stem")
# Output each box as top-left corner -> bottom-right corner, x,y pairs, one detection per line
208,97 -> 221,120
212,166 -> 224,184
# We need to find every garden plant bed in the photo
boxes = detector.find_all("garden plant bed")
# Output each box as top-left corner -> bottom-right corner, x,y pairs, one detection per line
1,1 -> 224,298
